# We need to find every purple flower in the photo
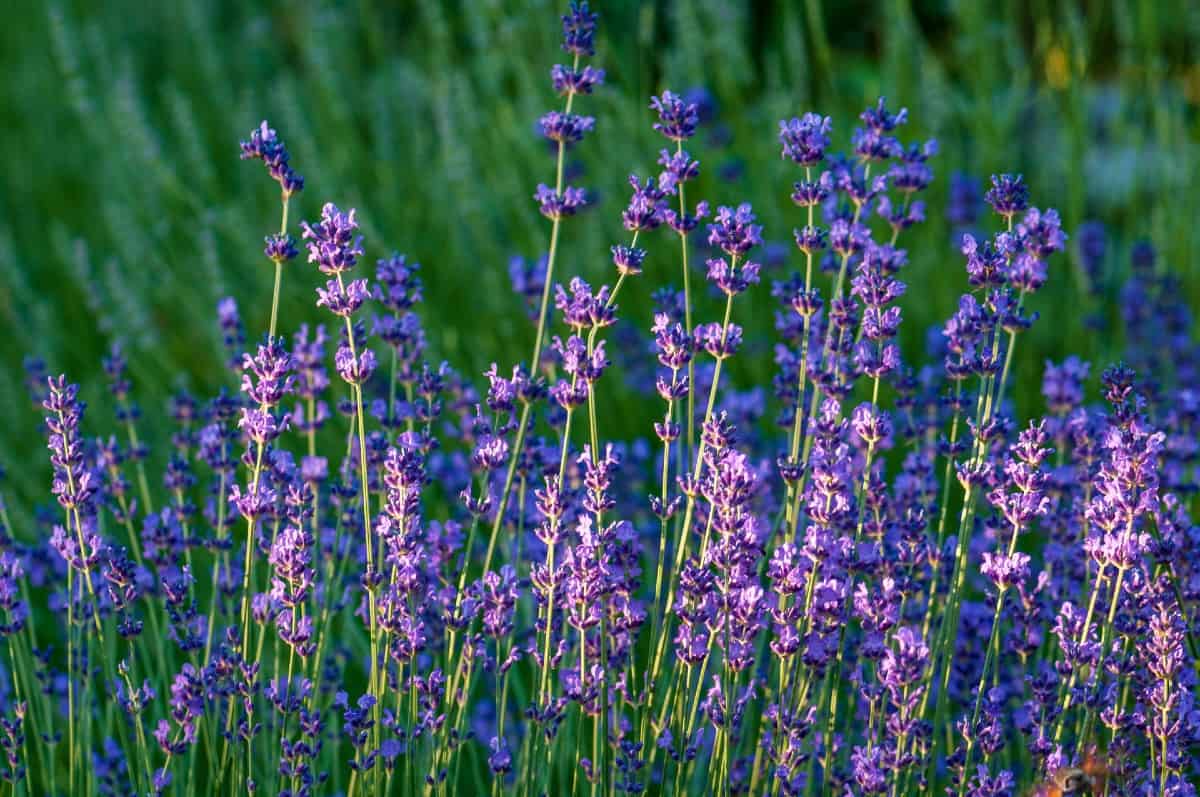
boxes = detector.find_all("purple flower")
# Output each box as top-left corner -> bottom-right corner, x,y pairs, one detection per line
888,139 -> 938,194
980,551 -> 1031,591
984,173 -> 1029,219
374,253 -> 423,312
240,120 -> 304,196
240,338 -> 295,407
550,377 -> 589,410
829,218 -> 870,259
778,113 -> 832,166
793,225 -> 828,255
880,626 -> 929,696
479,566 -> 520,638
622,174 -> 667,232
850,402 -> 892,447
50,521 -> 102,573
657,148 -> 700,193
663,199 -> 709,237
534,184 -> 588,219
853,97 -> 907,161
850,745 -> 887,793
269,526 -> 315,609
264,233 -> 298,263
560,0 -> 598,58
790,170 -> 834,208
539,111 -> 595,145
237,406 -> 285,449
554,277 -> 615,331
1017,207 -> 1067,259
837,163 -> 889,208
487,736 -> 513,775
301,203 -> 363,276
705,257 -> 760,297
156,663 -> 203,755
961,234 -> 1007,290
300,455 -> 327,484
650,91 -> 699,142
316,277 -> 371,318
611,244 -> 646,276
961,765 -> 1015,797
987,421 -> 1052,532
44,376 -> 99,517
0,554 -> 27,638
551,64 -> 604,96
334,344 -> 377,386
694,322 -> 742,360
706,203 -> 763,257
652,313 -> 693,371
473,434 -> 510,472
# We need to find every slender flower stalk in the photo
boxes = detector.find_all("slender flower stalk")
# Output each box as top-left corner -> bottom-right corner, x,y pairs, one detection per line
479,0 -> 603,622
241,120 -> 304,342
651,90 -> 703,467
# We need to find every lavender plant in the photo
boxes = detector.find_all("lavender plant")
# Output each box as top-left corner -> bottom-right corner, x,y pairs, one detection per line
3,3 -> 1199,796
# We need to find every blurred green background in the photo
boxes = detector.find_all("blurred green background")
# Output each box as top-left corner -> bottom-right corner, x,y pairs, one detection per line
1,0 -> 1197,509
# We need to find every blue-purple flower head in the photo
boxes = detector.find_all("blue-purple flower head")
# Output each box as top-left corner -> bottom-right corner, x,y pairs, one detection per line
707,203 -> 763,257
889,138 -> 938,194
335,344 -> 377,387
650,91 -> 699,142
695,322 -> 743,359
980,551 -> 1031,592
829,218 -> 870,259
961,233 -> 1007,290
657,149 -> 700,194
1016,207 -> 1067,259
539,111 -> 595,146
535,184 -> 588,220
652,312 -> 693,371
879,626 -> 929,691
622,174 -> 667,233
612,245 -> 646,277
269,526 -> 315,609
984,173 -> 1029,219
790,170 -> 834,209
706,257 -> 760,297
779,113 -> 832,167
560,1 -> 599,58
264,233 -> 298,264
853,97 -> 907,162
316,278 -> 370,319
301,203 -> 364,276
240,338 -> 295,408
551,64 -> 604,96
240,120 -> 304,196
374,253 -> 423,312
554,277 -> 615,331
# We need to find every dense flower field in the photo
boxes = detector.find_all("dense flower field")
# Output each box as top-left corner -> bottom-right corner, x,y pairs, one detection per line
4,2 -> 1199,795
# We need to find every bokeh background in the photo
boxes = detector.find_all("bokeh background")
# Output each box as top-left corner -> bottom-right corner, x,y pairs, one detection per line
1,0 -> 1197,513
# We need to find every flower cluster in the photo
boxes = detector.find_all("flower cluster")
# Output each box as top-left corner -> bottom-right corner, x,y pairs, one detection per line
11,7 -> 1200,797
240,120 -> 304,197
